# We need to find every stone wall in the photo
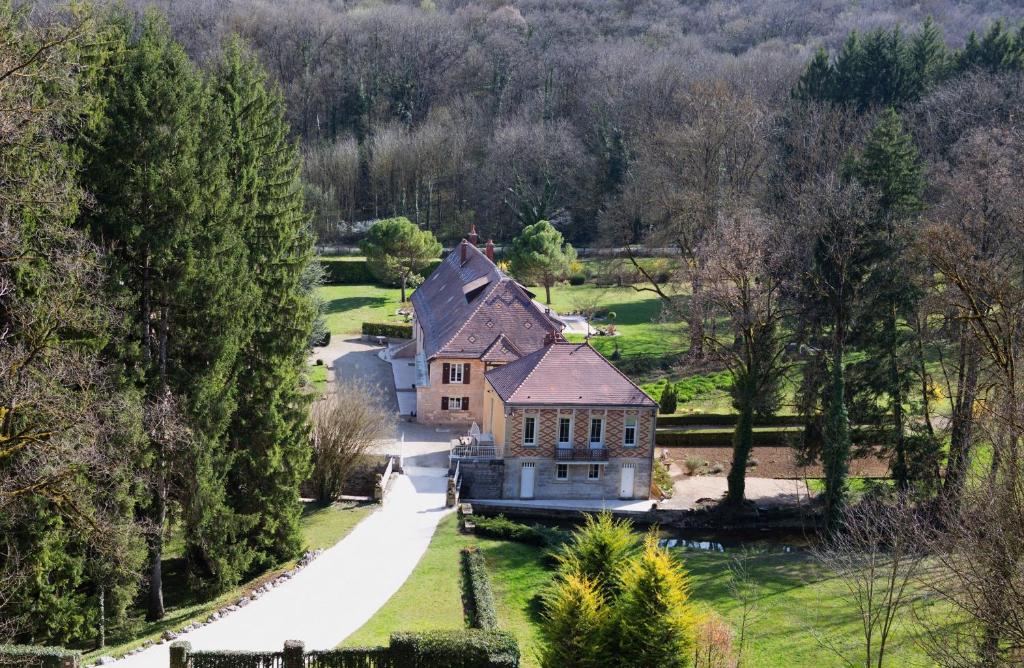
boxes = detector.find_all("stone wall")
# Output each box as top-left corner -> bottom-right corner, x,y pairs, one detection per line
459,459 -> 505,499
501,456 -> 651,500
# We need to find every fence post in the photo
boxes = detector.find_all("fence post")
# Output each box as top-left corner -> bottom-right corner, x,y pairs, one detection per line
283,640 -> 304,668
169,641 -> 191,668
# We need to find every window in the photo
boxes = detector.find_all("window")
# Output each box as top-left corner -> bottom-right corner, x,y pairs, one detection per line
589,417 -> 603,446
556,464 -> 568,480
624,416 -> 637,447
443,396 -> 468,411
558,417 -> 572,445
588,464 -> 601,480
523,416 -> 537,446
443,362 -> 469,384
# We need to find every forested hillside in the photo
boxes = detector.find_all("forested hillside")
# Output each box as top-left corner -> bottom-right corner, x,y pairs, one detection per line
97,0 -> 1024,244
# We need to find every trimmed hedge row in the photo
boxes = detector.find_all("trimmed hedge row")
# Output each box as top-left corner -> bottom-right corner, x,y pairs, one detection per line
656,414 -> 806,427
361,322 -> 413,339
0,645 -> 81,668
471,514 -> 567,548
390,630 -> 520,668
320,257 -> 442,286
461,548 -> 498,630
656,427 -> 880,448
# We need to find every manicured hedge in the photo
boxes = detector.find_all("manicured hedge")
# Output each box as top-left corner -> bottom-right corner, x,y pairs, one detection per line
321,257 -> 375,284
320,257 -> 442,286
656,427 -> 880,448
656,414 -> 806,428
0,645 -> 81,668
389,630 -> 519,668
361,322 -> 413,339
471,514 -> 567,548
461,548 -> 498,630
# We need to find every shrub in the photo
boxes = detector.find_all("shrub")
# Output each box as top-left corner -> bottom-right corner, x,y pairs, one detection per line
709,462 -> 724,474
320,257 -> 441,285
683,457 -> 704,476
653,458 -> 674,498
539,574 -> 608,668
568,273 -> 586,286
361,322 -> 413,339
693,613 -> 737,668
555,512 -> 641,599
659,383 -> 678,415
472,515 -> 567,548
462,548 -> 498,630
611,537 -> 699,667
389,630 -> 520,668
0,645 -> 81,668
656,414 -> 805,428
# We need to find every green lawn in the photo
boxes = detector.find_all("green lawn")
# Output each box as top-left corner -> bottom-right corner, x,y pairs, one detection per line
342,514 -> 549,666
346,515 -> 950,667
85,501 -> 376,660
307,363 -> 328,395
320,284 -> 406,335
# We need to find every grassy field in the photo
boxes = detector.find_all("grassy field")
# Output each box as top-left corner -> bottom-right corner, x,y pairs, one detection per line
84,501 -> 376,660
345,515 -> 947,667
320,284 -> 406,335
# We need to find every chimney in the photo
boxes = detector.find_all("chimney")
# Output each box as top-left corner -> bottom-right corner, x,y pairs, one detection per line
485,239 -> 495,263
460,238 -> 469,264
468,224 -> 479,246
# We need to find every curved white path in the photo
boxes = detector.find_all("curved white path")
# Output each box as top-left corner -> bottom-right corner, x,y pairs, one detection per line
116,467 -> 451,668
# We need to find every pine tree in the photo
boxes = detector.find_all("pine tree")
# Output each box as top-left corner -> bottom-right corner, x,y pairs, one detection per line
554,512 -> 641,600
79,13 -> 255,614
793,48 -> 834,102
908,17 -> 948,98
507,220 -> 577,304
213,39 -> 317,569
846,109 -> 925,490
360,217 -> 442,302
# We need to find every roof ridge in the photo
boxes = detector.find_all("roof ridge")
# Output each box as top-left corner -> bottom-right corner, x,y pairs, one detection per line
578,340 -> 657,404
508,343 -> 557,403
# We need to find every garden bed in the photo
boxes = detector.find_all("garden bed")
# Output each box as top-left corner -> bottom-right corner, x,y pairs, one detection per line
662,445 -> 892,479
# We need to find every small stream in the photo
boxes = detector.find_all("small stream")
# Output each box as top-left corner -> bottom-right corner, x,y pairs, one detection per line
657,529 -> 817,553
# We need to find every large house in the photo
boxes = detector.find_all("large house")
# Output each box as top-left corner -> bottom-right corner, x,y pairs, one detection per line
407,229 -> 562,424
405,231 -> 657,500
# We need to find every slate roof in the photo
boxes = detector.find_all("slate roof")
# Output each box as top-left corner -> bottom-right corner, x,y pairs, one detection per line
484,341 -> 658,407
411,242 -> 562,360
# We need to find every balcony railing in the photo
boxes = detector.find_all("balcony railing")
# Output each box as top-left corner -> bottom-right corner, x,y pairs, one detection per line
555,447 -> 609,462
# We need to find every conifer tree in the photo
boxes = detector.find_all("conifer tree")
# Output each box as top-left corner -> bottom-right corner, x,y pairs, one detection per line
213,38 -> 316,570
539,574 -> 608,668
846,108 -> 925,489
612,537 -> 699,668
360,217 -> 441,302
508,220 -> 577,304
79,13 -> 255,615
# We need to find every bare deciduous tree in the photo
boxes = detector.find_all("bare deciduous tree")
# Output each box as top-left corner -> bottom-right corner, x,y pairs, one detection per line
812,496 -> 927,668
309,382 -> 394,503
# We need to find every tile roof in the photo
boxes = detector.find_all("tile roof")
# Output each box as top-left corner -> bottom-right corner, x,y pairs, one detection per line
484,341 -> 657,407
411,241 -> 562,360
480,333 -> 524,363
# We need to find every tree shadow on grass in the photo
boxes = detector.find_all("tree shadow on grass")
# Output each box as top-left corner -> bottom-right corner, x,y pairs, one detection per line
323,296 -> 390,314
480,540 -> 552,628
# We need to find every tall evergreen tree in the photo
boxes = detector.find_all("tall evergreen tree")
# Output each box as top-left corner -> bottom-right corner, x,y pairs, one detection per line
846,108 -> 926,489
213,39 -> 317,569
79,13 -> 256,616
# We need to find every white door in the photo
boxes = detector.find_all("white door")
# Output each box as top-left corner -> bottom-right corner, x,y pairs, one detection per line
619,463 -> 636,499
520,462 -> 536,499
